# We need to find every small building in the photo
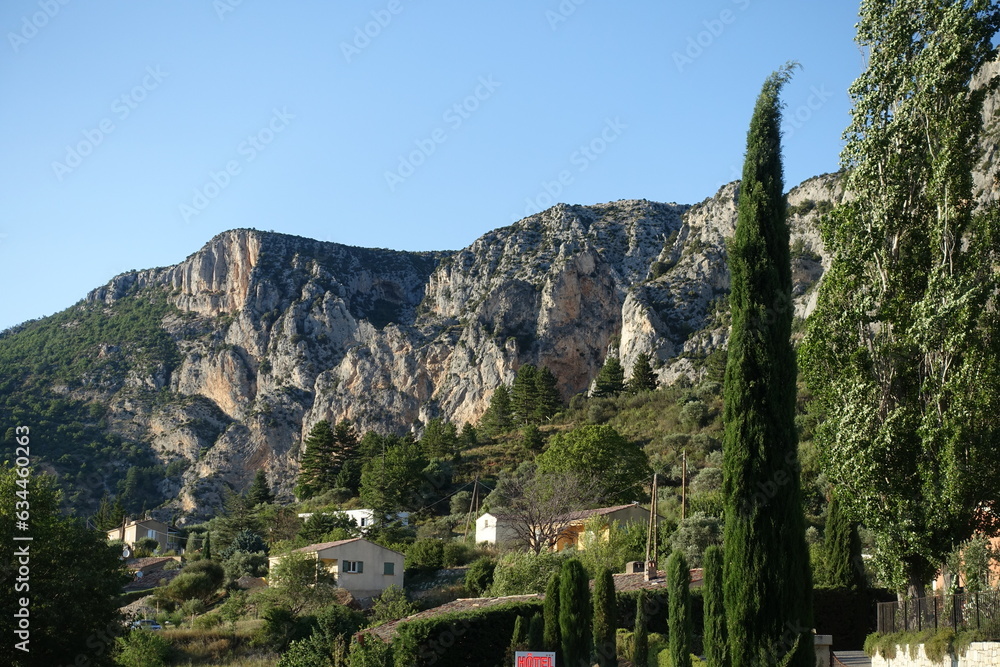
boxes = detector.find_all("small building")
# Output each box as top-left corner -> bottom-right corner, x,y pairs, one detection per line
268,537 -> 404,599
106,518 -> 181,554
475,512 -> 520,547
475,503 -> 657,552
297,509 -> 410,533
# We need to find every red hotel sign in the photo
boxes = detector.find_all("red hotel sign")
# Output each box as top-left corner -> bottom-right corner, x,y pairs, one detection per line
514,652 -> 555,666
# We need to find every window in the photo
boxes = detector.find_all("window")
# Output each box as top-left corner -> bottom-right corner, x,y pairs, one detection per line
383,562 -> 395,576
342,560 -> 363,574
147,529 -> 156,539
360,517 -> 369,527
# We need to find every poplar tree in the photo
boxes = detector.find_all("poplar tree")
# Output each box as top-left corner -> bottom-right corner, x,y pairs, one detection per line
801,0 -> 1000,597
592,567 -> 617,667
543,571 -> 561,652
559,558 -> 591,666
667,550 -> 692,667
722,65 -> 814,667
703,545 -> 729,667
824,491 -> 865,591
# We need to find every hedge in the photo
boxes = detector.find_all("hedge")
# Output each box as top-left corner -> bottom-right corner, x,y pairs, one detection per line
387,600 -> 543,667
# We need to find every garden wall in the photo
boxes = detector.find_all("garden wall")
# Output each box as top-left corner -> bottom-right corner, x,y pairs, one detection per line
870,641 -> 1000,666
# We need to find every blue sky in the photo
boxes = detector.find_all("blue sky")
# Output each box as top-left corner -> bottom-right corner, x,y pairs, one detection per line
0,1 -> 862,331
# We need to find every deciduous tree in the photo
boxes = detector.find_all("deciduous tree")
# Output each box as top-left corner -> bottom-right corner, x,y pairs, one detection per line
801,0 -> 1000,597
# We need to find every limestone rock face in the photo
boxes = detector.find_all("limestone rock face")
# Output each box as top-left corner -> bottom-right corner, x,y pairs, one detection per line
77,183 -> 847,519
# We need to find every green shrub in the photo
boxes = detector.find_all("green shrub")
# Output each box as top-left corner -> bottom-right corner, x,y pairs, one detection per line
442,541 -> 473,567
490,550 -> 566,596
192,611 -> 223,629
115,630 -> 171,667
407,539 -> 445,570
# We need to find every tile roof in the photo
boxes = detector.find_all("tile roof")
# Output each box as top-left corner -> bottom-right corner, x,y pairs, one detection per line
290,537 -> 406,558
556,502 -> 645,523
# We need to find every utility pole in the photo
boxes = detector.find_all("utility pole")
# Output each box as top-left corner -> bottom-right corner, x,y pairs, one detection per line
681,449 -> 687,522
645,472 -> 659,580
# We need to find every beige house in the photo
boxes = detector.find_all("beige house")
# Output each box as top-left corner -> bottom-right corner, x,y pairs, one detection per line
476,503 -> 656,552
269,537 -> 404,599
106,518 -> 180,554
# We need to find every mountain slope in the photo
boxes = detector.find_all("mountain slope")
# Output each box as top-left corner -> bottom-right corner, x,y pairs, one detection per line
0,177 -> 842,520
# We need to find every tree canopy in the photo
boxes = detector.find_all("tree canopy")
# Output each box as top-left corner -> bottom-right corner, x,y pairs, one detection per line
536,424 -> 650,504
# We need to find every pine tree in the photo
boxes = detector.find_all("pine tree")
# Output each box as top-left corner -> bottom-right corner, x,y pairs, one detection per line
633,589 -> 649,667
528,613 -> 545,651
295,420 -> 336,499
533,365 -> 562,422
481,384 -> 514,436
245,469 -> 274,507
627,352 -> 658,394
592,567 -> 617,667
722,65 -> 814,667
559,559 -> 591,666
703,545 -> 729,667
593,355 -> 625,397
824,491 -> 865,591
332,419 -> 360,478
668,550 -> 692,667
421,418 -> 458,459
93,492 -> 126,531
511,364 -> 539,425
459,423 -> 478,449
543,571 -> 561,652
800,0 -> 1000,597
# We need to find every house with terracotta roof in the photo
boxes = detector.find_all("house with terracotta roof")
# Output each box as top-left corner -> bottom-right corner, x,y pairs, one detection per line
475,502 -> 657,552
106,517 -> 181,554
268,537 -> 404,599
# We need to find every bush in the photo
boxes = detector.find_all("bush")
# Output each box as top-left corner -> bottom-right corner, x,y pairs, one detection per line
115,630 -> 172,667
490,551 -> 566,596
406,539 -> 444,570
193,612 -> 224,629
223,550 -> 268,583
371,585 -> 416,626
442,542 -> 473,567
465,557 -> 496,596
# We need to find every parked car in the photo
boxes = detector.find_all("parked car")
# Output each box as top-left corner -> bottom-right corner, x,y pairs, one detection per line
129,619 -> 162,631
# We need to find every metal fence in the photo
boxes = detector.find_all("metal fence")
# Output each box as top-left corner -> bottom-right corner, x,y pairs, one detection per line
876,590 -> 1000,635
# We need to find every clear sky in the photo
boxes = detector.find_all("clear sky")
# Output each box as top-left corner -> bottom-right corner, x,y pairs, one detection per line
0,1 -> 863,332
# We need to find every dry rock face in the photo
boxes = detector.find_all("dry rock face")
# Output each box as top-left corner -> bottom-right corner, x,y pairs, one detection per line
78,181 -> 844,519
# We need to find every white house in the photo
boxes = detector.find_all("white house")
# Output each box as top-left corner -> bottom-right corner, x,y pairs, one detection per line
268,537 -> 404,599
475,512 -> 520,547
297,509 -> 410,533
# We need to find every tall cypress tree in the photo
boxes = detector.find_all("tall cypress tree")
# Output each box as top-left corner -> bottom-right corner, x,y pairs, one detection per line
559,558 -> 591,666
633,589 -> 649,667
592,567 -> 617,667
202,531 -> 212,560
722,65 -> 813,667
668,550 -> 692,667
824,490 -> 865,591
528,613 -> 545,651
703,545 -> 729,667
543,570 -> 561,652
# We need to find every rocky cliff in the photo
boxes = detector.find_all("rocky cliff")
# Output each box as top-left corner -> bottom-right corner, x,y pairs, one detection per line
14,173 -> 829,519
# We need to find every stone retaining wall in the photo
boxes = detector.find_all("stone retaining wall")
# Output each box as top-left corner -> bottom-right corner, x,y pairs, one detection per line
870,641 -> 1000,666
